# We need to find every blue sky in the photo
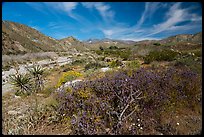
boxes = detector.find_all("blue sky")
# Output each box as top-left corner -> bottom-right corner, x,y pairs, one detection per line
2,2 -> 202,41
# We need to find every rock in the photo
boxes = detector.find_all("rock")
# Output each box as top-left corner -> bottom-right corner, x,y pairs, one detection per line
18,115 -> 25,120
101,67 -> 111,72
105,128 -> 110,132
37,93 -> 44,97
14,95 -> 21,99
56,79 -> 83,92
8,110 -> 21,115
155,131 -> 164,135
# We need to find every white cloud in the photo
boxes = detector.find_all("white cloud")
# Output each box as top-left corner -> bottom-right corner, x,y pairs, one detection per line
26,2 -> 201,41
81,2 -> 115,22
136,2 -> 163,27
44,2 -> 79,20
44,2 -> 78,12
61,2 -> 78,12
145,2 -> 202,37
99,2 -> 201,41
102,30 -> 114,36
120,37 -> 160,42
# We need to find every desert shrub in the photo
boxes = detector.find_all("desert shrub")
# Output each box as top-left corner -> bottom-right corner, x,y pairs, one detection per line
56,66 -> 201,135
95,49 -> 131,61
153,43 -> 161,46
192,49 -> 202,57
42,86 -> 57,96
109,60 -> 123,68
95,50 -> 103,55
9,73 -> 32,95
2,64 -> 11,71
99,46 -> 104,51
120,50 -> 130,60
174,56 -> 202,74
56,89 -> 109,135
109,46 -> 118,50
144,49 -> 178,64
56,71 -> 82,88
85,62 -> 105,71
97,56 -> 106,61
71,59 -> 86,66
126,60 -> 140,70
27,65 -> 45,92
60,64 -> 72,72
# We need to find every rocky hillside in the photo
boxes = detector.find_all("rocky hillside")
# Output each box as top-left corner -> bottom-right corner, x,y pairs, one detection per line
2,20 -> 202,55
160,32 -> 202,44
2,21 -> 82,55
58,36 -> 89,52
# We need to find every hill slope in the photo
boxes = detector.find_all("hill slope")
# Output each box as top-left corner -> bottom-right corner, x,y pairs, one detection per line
2,20 -> 202,55
160,32 -> 202,44
2,21 -> 82,54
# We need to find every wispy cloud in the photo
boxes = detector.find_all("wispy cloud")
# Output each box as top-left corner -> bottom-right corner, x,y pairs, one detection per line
136,2 -> 161,27
25,2 -> 49,15
23,2 -> 202,41
81,2 -> 115,22
44,2 -> 78,19
100,2 -> 202,41
44,2 -> 93,27
145,2 -> 202,37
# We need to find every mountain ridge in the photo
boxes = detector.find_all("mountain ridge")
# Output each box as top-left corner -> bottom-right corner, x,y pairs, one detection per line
2,20 -> 202,55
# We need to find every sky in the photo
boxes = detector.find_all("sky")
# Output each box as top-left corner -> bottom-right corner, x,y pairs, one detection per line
2,2 -> 202,41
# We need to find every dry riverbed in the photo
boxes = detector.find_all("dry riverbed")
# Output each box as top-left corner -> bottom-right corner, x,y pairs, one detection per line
2,56 -> 72,95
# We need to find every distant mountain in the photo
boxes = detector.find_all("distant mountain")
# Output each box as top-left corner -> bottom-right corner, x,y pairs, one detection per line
84,38 -> 101,44
84,38 -> 135,45
2,20 -> 202,55
133,32 -> 202,46
159,32 -> 202,44
59,36 -> 88,51
134,40 -> 159,45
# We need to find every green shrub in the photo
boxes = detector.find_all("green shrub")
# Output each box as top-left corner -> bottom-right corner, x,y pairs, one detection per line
95,50 -> 103,55
71,59 -> 86,66
144,49 -> 178,64
109,46 -> 118,50
153,43 -> 161,46
60,64 -> 72,72
126,59 -> 140,70
85,62 -> 105,71
27,65 -> 45,92
99,46 -> 104,51
2,64 -> 11,71
95,48 -> 131,60
97,56 -> 105,61
175,56 -> 202,74
119,50 -> 131,60
109,60 -> 123,68
193,50 -> 202,57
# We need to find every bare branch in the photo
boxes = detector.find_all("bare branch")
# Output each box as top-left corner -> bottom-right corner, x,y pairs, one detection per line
119,98 -> 134,121
123,105 -> 139,121
113,90 -> 123,101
